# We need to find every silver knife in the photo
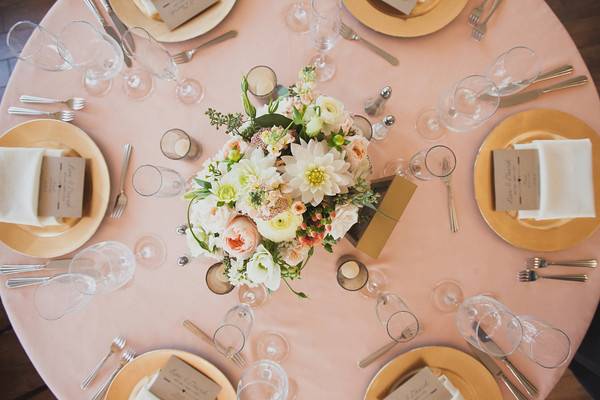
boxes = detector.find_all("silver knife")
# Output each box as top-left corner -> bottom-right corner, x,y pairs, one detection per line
499,75 -> 588,108
82,0 -> 132,67
97,0 -> 134,51
477,329 -> 538,396
468,343 -> 529,400
0,259 -> 72,275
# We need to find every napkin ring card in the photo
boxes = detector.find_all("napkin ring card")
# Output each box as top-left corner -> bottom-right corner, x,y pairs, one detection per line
492,149 -> 540,211
38,156 -> 86,218
151,0 -> 219,30
149,356 -> 221,400
346,175 -> 417,259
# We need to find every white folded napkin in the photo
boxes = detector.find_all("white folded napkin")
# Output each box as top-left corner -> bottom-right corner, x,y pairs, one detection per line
515,139 -> 595,220
0,147 -> 66,226
129,373 -> 160,400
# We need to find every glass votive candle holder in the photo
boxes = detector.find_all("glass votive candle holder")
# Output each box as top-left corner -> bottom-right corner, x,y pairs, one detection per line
336,256 -> 369,291
160,128 -> 201,160
352,114 -> 373,140
206,262 -> 234,295
246,65 -> 277,104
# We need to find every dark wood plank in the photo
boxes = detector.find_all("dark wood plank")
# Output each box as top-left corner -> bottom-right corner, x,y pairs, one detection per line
548,368 -> 593,400
0,330 -> 47,398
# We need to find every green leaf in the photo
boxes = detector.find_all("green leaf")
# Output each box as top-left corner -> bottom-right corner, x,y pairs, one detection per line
193,178 -> 212,189
291,106 -> 304,125
283,278 -> 309,299
254,113 -> 294,129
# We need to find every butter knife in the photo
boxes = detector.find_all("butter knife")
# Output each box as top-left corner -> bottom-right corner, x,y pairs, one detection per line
468,344 -> 528,400
82,0 -> 132,67
97,0 -> 134,51
499,75 -> 588,108
442,157 -> 458,233
0,259 -> 71,275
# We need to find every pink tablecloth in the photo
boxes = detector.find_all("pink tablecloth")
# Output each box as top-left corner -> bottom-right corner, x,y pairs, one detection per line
1,0 -> 600,399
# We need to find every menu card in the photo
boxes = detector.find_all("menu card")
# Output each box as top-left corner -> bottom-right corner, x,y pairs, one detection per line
492,149 -> 540,211
151,0 -> 219,30
384,367 -> 452,400
381,0 -> 417,14
38,156 -> 85,218
148,356 -> 221,400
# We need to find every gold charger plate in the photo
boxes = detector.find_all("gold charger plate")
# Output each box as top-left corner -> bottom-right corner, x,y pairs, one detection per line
474,109 -> 600,252
343,0 -> 469,37
109,0 -> 237,43
0,119 -> 110,258
105,349 -> 236,400
364,346 -> 502,400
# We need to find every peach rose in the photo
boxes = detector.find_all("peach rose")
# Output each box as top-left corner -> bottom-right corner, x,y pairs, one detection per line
223,217 -> 260,260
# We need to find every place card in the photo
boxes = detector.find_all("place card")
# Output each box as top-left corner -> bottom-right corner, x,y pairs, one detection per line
492,149 -> 540,211
384,367 -> 452,400
151,0 -> 219,30
148,356 -> 221,400
381,0 -> 418,15
38,156 -> 85,218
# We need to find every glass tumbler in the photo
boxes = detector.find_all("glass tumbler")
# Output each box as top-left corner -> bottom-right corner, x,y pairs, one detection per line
408,145 -> 456,181
132,164 -> 185,197
237,360 -> 288,400
7,21 -> 71,71
160,129 -> 201,160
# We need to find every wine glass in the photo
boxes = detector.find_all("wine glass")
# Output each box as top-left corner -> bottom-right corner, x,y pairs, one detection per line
122,27 -> 203,104
308,0 -> 342,82
376,293 -> 420,342
455,295 -> 523,357
431,279 -> 464,313
132,164 -> 185,197
360,268 -> 387,299
518,316 -> 571,368
383,158 -> 408,178
6,21 -> 72,72
214,304 -> 254,359
239,284 -> 269,308
408,145 -> 456,181
134,234 -> 167,269
255,331 -> 290,363
416,75 -> 500,140
34,273 -> 96,320
285,0 -> 310,33
487,46 -> 541,96
237,360 -> 288,400
58,20 -> 124,96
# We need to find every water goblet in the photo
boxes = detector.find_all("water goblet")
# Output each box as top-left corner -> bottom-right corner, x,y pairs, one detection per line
308,0 -> 342,82
431,279 -> 464,313
255,331 -> 290,363
134,234 -> 167,269
416,75 -> 500,140
376,293 -> 420,342
132,164 -> 185,198
122,27 -> 204,104
518,316 -> 571,369
487,46 -> 541,96
408,145 -> 456,181
237,360 -> 288,400
34,273 -> 96,320
383,158 -> 408,178
359,267 -> 387,299
58,20 -> 124,96
239,284 -> 269,308
285,0 -> 310,33
7,21 -> 71,72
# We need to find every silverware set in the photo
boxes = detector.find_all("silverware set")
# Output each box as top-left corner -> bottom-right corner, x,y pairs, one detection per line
110,144 -> 133,219
8,107 -> 76,122
518,257 -> 595,283
183,319 -> 248,368
1,259 -> 71,276
518,269 -> 589,283
442,157 -> 459,233
339,22 -> 398,66
171,30 -> 238,64
91,349 -> 136,400
469,0 -> 503,41
8,95 -> 87,122
527,257 -> 597,269
19,95 -> 86,110
81,336 -> 126,390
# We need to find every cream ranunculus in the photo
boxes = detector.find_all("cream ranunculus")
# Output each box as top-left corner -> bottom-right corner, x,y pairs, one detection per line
223,217 -> 260,260
189,195 -> 236,234
281,240 -> 310,266
256,210 -> 303,242
316,95 -> 345,126
345,135 -> 370,170
306,116 -> 323,137
246,244 -> 281,290
330,204 -> 359,240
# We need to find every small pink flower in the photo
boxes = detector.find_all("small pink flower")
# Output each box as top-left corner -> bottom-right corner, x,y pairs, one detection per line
223,217 -> 260,260
292,201 -> 306,215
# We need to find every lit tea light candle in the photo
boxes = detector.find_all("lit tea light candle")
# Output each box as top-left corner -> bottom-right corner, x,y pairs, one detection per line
246,65 -> 277,100
174,138 -> 190,157
336,256 -> 369,292
216,263 -> 230,283
340,260 -> 360,279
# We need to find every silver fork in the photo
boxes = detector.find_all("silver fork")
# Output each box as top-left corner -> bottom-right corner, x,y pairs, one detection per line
80,336 -> 126,390
339,22 -> 399,66
8,106 -> 75,122
111,144 -> 133,219
358,327 -> 417,368
182,320 -> 247,368
91,350 -> 135,400
517,269 -> 588,283
171,30 -> 238,64
527,257 -> 597,269
19,95 -> 86,110
472,0 -> 503,41
468,0 -> 489,26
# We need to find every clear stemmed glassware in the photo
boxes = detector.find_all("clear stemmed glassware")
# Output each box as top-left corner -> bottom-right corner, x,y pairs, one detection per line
58,20 -> 124,96
237,360 -> 288,400
132,164 -> 185,197
134,234 -> 167,269
7,21 -> 72,72
518,316 -> 571,369
308,0 -> 341,82
255,331 -> 290,363
238,284 -> 270,308
376,293 -> 420,342
383,158 -> 408,178
213,304 -> 254,359
360,268 -> 387,299
456,295 -> 523,357
34,273 -> 96,320
487,46 -> 541,96
122,27 -> 203,104
408,145 -> 456,181
416,75 -> 500,140
431,279 -> 465,313
285,0 -> 310,33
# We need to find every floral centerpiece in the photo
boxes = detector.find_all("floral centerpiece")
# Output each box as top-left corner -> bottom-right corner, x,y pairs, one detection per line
185,66 -> 378,297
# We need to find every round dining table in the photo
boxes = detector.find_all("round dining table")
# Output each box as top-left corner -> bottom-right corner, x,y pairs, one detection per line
1,0 -> 600,399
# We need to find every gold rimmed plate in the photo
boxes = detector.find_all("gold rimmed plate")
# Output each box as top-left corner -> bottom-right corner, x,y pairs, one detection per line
105,349 -> 236,400
364,346 -> 501,399
0,119 -> 110,258
109,0 -> 237,43
474,109 -> 600,251
343,0 -> 469,38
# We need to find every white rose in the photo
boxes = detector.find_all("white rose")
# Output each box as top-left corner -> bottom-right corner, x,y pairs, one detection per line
246,244 -> 281,290
186,227 -> 223,260
345,135 -> 370,169
330,204 -> 359,240
256,210 -> 303,242
316,95 -> 344,126
190,195 -> 236,234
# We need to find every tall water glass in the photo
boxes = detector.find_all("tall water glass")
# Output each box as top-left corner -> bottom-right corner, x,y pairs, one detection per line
6,21 -> 71,71
309,0 -> 341,82
132,165 -> 185,197
34,273 -> 96,320
519,316 -> 571,368
487,46 -> 541,96
237,360 -> 288,400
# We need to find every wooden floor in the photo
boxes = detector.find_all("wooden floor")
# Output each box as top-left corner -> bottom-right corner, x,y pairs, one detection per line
0,0 -> 599,398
